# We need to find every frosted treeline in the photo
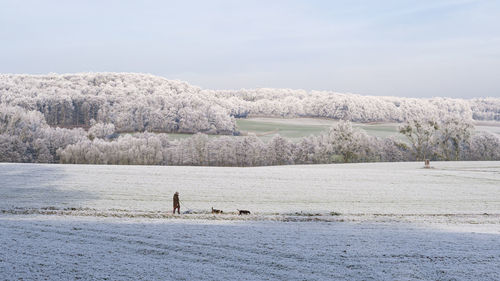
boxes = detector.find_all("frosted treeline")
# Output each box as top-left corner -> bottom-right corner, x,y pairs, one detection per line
211,89 -> 500,122
1,73 -> 500,165
0,73 -> 235,134
0,105 -> 86,163
2,104 -> 499,165
56,123 -> 500,165
1,73 -> 499,137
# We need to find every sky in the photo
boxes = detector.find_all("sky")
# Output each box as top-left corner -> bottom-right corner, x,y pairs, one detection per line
1,0 -> 499,98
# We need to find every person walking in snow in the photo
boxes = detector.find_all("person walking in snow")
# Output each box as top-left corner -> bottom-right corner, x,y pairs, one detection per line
173,192 -> 180,214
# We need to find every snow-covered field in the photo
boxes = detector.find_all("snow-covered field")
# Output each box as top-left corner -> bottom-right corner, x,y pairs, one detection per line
475,121 -> 500,136
2,216 -> 499,280
1,162 -> 499,280
236,117 -> 500,140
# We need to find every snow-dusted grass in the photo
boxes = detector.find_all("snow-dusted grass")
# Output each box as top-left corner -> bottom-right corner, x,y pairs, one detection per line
1,162 -> 499,280
234,117 -> 500,141
237,117 -> 403,139
234,117 -> 405,140
354,122 -> 402,139
2,162 -> 499,215
1,216 -> 499,281
475,121 -> 500,136
236,118 -> 332,139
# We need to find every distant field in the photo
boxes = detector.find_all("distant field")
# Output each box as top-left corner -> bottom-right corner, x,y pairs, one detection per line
236,117 -> 402,141
236,118 -> 333,140
237,118 -> 500,140
475,121 -> 500,136
163,118 -> 500,141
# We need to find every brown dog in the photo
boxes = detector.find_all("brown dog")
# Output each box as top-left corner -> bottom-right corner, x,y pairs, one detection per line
211,207 -> 223,214
238,209 -> 251,215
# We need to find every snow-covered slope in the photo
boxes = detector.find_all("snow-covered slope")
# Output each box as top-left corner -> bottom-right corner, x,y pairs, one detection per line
1,161 -> 499,280
1,216 -> 499,280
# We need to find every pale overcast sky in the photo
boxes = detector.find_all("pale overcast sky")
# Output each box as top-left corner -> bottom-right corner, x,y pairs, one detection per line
1,0 -> 499,98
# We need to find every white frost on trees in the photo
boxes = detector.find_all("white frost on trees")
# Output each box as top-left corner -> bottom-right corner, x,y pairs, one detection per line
1,73 -> 500,165
88,120 -> 116,140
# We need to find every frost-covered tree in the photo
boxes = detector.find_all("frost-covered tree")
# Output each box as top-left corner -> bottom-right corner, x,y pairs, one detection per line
0,104 -> 86,163
0,134 -> 30,162
399,118 -> 439,160
400,117 -> 477,161
466,132 -> 500,161
88,120 -> 116,140
436,118 -> 473,160
326,121 -> 371,163
378,137 -> 411,162
267,135 -> 294,165
294,136 -> 321,164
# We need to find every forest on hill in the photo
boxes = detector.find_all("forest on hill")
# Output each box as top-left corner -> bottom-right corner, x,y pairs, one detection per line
1,73 -> 500,165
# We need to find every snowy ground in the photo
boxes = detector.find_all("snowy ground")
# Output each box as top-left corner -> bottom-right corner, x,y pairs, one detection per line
1,161 -> 499,215
1,162 -> 499,280
1,216 -> 499,280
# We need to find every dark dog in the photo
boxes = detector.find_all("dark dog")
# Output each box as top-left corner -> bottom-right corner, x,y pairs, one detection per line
211,207 -> 223,214
238,209 -> 251,215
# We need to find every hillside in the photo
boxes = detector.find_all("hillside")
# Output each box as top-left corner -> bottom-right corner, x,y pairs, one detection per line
1,73 -> 499,136
1,73 -> 500,165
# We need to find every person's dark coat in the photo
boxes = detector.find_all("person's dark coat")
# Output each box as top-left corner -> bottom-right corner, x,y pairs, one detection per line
173,193 -> 180,208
